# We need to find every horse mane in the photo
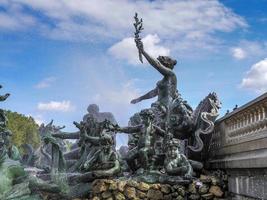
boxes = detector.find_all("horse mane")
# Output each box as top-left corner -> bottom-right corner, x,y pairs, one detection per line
192,92 -> 217,127
188,92 -> 220,152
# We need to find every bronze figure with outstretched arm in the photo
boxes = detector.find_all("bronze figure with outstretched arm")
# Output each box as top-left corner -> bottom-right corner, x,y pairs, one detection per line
131,14 -> 178,107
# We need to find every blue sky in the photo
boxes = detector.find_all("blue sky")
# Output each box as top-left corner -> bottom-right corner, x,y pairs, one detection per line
0,0 -> 267,147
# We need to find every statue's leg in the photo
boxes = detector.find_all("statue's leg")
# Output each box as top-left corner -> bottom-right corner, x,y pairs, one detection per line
149,148 -> 159,170
125,147 -> 139,172
69,146 -> 94,172
51,145 -> 58,173
189,159 -> 203,171
139,147 -> 150,170
58,151 -> 66,172
83,150 -> 101,171
69,150 -> 88,172
29,175 -> 61,194
85,147 -> 97,162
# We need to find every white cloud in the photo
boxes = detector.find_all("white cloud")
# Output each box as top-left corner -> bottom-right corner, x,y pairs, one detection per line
231,40 -> 267,60
1,0 -> 246,52
231,47 -> 246,60
32,114 -> 45,125
93,80 -> 140,106
90,79 -> 147,126
25,113 -> 45,125
37,100 -> 74,112
34,77 -> 56,89
240,58 -> 267,93
0,3 -> 36,31
56,52 -> 151,126
108,34 -> 170,64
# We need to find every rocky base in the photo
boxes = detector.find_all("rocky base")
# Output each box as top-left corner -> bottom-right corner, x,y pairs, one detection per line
90,173 -> 228,200
38,171 -> 228,199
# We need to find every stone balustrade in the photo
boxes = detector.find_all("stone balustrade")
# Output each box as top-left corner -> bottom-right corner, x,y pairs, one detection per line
208,92 -> 267,199
209,93 -> 267,156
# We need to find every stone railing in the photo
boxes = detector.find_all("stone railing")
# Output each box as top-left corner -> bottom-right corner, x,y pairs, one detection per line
225,103 -> 267,144
208,92 -> 267,199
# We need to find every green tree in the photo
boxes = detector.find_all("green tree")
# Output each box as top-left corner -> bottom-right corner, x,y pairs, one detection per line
5,110 -> 40,150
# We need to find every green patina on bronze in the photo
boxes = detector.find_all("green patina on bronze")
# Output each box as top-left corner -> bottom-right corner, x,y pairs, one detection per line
0,13 -> 223,199
0,86 -> 62,200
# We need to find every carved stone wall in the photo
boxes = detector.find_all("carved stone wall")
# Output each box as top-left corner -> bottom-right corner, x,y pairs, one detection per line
208,92 -> 267,199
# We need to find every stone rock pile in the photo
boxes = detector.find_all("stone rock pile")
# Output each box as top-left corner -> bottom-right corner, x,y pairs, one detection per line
90,173 -> 228,200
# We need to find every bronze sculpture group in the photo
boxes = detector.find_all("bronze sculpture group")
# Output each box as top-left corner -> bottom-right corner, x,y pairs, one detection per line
0,13 -> 221,199
0,86 -> 63,200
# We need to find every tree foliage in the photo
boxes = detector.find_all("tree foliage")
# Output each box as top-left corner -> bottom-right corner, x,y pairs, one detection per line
5,110 -> 40,150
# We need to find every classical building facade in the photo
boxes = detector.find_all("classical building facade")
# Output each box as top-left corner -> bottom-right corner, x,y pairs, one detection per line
209,92 -> 267,199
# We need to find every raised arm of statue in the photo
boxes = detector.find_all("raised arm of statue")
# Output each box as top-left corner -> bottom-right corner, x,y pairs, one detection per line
131,88 -> 158,104
84,135 -> 101,145
73,121 -> 83,129
116,125 -> 141,134
0,85 -> 10,102
135,40 -> 174,76
76,121 -> 89,131
52,132 -> 79,140
0,93 -> 9,101
153,125 -> 165,137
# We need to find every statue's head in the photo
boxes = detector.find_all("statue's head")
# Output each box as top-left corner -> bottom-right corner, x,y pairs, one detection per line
87,104 -> 99,114
128,134 -> 138,150
101,133 -> 113,153
129,113 -> 142,126
167,139 -> 180,159
210,92 -> 222,109
157,56 -> 177,69
140,109 -> 154,125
